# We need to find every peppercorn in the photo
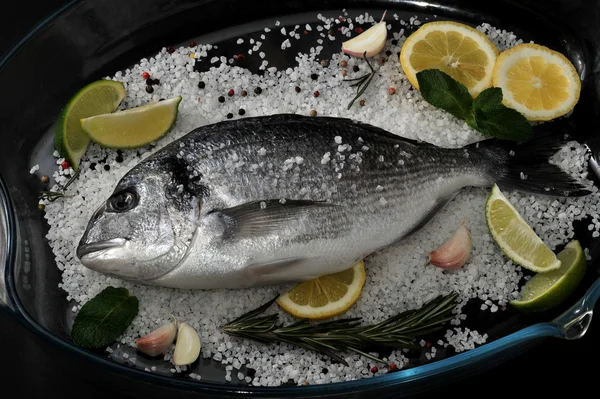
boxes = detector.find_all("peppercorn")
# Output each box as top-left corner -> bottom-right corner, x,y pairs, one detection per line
354,26 -> 364,34
359,99 -> 366,106
159,98 -> 165,101
166,46 -> 175,54
116,155 -> 124,163
385,50 -> 392,56
310,109 -> 317,117
353,65 -> 359,72
254,87 -> 262,95
392,39 -> 398,45
145,85 -> 154,94
320,60 -> 329,67
90,162 -> 97,171
339,60 -> 348,67
341,70 -> 348,77
38,203 -> 45,212
198,81 -> 206,89
370,366 -> 378,373
310,73 -> 318,80
227,113 -> 233,119
238,108 -> 246,116
304,30 -> 309,35
295,86 -> 301,93
189,41 -> 197,47
228,89 -> 235,97
142,71 -> 150,79
388,87 -> 396,95
61,161 -> 70,170
390,363 -> 398,371
104,164 -> 110,171
153,78 -> 160,85
218,96 -> 225,103
378,57 -> 386,65
313,90 -> 320,97
425,341 -> 432,348
145,78 -> 153,86
241,90 -> 248,97
41,175 -> 49,184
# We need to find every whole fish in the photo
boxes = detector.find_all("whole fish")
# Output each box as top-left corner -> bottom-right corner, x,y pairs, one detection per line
76,114 -> 587,289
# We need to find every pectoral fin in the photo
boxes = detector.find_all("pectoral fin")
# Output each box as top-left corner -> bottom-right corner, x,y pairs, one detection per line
213,199 -> 338,239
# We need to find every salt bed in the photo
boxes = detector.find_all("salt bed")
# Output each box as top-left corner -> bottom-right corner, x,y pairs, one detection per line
36,11 -> 599,386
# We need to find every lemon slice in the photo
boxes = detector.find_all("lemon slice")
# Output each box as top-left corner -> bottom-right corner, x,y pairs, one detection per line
400,21 -> 499,97
81,96 -> 182,149
486,184 -> 561,273
54,80 -> 126,170
492,43 -> 581,121
510,240 -> 586,312
276,261 -> 366,320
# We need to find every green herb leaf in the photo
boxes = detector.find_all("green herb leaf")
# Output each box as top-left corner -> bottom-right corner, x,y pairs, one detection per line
71,286 -> 139,348
466,87 -> 532,141
416,69 -> 473,120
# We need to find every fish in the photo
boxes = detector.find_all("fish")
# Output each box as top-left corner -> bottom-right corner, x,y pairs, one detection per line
76,114 -> 588,289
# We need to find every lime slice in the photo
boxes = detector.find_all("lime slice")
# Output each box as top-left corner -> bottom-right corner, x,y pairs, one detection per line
81,96 -> 182,149
55,80 -> 126,170
510,240 -> 586,312
486,184 -> 561,272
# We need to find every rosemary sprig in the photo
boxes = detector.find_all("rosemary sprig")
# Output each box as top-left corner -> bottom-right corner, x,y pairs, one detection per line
344,51 -> 377,110
221,292 -> 458,366
38,169 -> 81,202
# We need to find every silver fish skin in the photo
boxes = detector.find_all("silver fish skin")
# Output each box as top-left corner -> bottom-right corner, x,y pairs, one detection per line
76,114 -> 587,289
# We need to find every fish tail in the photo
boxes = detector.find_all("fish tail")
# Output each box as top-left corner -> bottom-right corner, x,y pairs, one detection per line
469,128 -> 591,197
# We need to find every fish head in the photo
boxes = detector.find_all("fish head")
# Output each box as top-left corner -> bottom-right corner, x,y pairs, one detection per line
76,159 -> 202,282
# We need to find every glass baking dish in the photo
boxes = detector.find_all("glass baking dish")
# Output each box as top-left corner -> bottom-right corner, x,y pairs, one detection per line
1,0 -> 599,396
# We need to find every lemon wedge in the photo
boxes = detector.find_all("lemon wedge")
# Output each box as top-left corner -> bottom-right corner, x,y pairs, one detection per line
276,261 -> 366,320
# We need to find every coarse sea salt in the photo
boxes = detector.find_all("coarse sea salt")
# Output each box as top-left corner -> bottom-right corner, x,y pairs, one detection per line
40,13 -> 597,388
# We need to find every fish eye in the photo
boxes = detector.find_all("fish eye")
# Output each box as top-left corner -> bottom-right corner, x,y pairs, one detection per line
108,190 -> 137,213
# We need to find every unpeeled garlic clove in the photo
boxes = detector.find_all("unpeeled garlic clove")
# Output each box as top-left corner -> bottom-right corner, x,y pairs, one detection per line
429,223 -> 472,270
172,322 -> 201,366
342,11 -> 388,58
136,320 -> 177,357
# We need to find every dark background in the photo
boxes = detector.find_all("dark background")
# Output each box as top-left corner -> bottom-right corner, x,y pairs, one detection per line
1,0 -> 599,397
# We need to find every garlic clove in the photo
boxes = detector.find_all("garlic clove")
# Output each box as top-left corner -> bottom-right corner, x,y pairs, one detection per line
136,320 -> 177,357
429,223 -> 472,270
342,12 -> 388,58
172,322 -> 201,366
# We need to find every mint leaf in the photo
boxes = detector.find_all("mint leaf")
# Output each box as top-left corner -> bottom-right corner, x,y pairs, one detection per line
467,87 -> 532,141
416,69 -> 472,120
71,286 -> 139,348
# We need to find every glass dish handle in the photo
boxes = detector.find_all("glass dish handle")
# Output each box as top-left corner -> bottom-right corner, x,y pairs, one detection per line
0,176 -> 13,310
551,277 -> 600,340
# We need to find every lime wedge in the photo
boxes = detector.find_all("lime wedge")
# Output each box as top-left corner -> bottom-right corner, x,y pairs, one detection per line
81,96 -> 182,149
510,240 -> 586,312
54,80 -> 126,170
486,184 -> 561,272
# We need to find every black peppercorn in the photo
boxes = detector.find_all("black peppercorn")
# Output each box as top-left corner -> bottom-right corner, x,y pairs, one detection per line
238,108 -> 246,116
311,73 -> 318,80
198,81 -> 206,89
254,87 -> 262,95
227,113 -> 233,119
145,85 -> 154,93
104,164 -> 110,171
218,96 -> 225,103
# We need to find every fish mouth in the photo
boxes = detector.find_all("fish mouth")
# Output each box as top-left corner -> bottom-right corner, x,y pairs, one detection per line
76,238 -> 127,260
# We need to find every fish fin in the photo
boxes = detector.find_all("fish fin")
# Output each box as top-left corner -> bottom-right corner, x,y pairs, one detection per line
214,199 -> 338,239
469,125 -> 591,197
247,258 -> 307,277
257,113 -> 427,147
403,194 -> 457,237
